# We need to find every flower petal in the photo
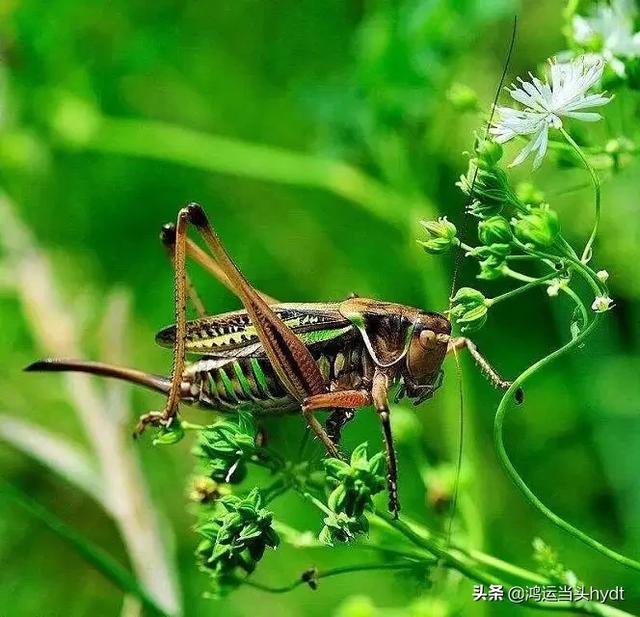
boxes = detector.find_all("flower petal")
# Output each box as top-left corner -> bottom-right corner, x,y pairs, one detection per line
509,125 -> 549,167
531,126 -> 549,169
562,111 -> 603,121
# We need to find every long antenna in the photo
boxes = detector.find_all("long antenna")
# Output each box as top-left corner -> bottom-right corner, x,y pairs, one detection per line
444,16 -> 518,549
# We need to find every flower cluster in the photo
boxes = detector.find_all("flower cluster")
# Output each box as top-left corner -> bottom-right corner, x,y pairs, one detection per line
193,414 -> 260,484
423,125 -> 613,332
569,0 -> 640,81
319,443 -> 386,545
196,489 -> 279,594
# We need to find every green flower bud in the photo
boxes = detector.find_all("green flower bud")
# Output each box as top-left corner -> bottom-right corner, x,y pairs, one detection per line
324,458 -> 351,481
328,484 -> 348,512
477,255 -> 506,281
319,511 -> 368,545
470,243 -> 510,280
478,216 -> 512,245
349,442 -> 371,469
321,442 -> 385,537
192,415 -> 260,484
195,417 -> 257,460
604,137 -> 634,170
516,181 -> 545,206
153,419 -> 185,445
474,137 -> 503,166
513,205 -> 560,248
449,287 -> 488,332
457,158 -> 522,217
450,287 -> 486,307
196,488 -> 279,590
532,537 -> 580,587
418,217 -> 458,254
447,82 -> 479,112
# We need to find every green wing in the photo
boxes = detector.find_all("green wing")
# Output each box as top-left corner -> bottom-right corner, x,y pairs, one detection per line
155,303 -> 354,357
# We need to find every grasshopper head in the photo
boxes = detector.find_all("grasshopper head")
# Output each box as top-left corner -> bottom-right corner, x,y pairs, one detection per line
338,298 -> 451,405
403,312 -> 451,405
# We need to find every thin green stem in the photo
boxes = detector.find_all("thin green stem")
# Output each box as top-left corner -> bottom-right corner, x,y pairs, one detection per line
301,491 -> 334,516
506,254 -> 541,262
502,266 -> 538,283
181,421 -> 206,431
240,561 -> 433,594
555,235 -> 581,261
566,256 -> 607,296
488,271 -> 558,306
370,513 -> 548,586
546,181 -> 593,198
559,127 -> 601,263
459,241 -> 478,254
375,509 -> 502,585
513,241 -> 606,298
561,286 -> 590,333
1,480 -> 168,616
494,311 -> 640,572
374,511 -> 635,616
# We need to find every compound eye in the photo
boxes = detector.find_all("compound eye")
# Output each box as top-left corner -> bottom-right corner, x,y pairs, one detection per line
419,329 -> 436,349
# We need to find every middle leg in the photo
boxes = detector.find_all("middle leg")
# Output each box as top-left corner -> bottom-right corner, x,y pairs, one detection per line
325,409 -> 356,445
372,368 -> 400,517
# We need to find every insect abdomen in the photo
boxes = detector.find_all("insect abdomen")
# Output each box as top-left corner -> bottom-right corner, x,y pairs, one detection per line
187,357 -> 295,414
185,334 -> 370,415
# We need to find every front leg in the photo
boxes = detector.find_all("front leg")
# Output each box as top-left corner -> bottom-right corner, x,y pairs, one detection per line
448,337 -> 523,402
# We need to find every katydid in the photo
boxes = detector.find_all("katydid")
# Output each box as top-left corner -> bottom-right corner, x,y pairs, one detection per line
27,203 -> 515,516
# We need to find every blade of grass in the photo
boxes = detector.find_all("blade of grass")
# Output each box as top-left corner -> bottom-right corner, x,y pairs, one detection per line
51,105 -> 432,227
0,479 -> 167,616
0,414 -> 104,506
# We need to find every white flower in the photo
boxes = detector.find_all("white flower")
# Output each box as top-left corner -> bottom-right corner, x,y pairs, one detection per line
547,283 -> 560,297
596,269 -> 609,282
592,295 -> 614,312
573,0 -> 640,76
490,56 -> 611,168
546,278 -> 567,297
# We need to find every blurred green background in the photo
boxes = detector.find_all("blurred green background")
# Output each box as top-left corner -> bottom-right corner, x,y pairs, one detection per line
1,0 -> 639,615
